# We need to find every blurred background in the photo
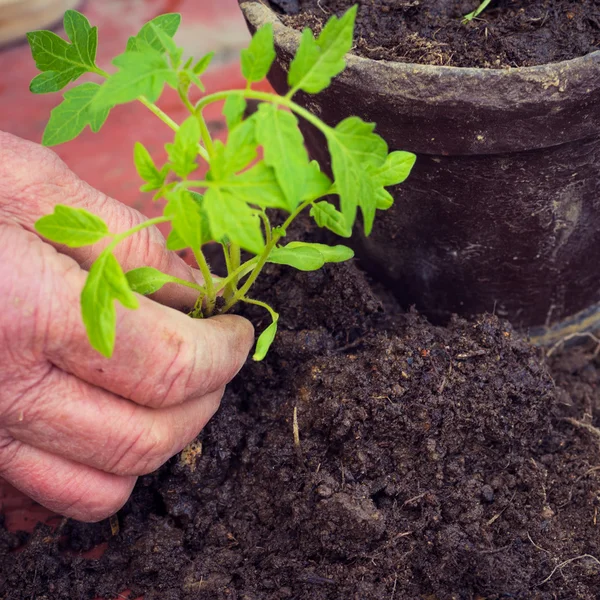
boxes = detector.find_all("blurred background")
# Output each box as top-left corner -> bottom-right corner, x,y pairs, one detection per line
0,0 -> 261,534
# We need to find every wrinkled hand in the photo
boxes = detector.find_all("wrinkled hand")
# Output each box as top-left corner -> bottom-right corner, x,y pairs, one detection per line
0,131 -> 253,522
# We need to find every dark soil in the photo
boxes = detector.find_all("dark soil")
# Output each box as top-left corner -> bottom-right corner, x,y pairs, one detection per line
272,0 -> 600,68
2,245 -> 600,599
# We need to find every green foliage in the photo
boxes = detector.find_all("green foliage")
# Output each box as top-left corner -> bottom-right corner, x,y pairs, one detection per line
288,5 -> 356,95
42,83 -> 109,146
29,7 -> 416,361
133,142 -> 166,192
241,23 -> 276,83
93,48 -> 178,108
28,10 -> 98,93
462,0 -> 493,23
82,253 -> 139,357
36,205 -> 110,247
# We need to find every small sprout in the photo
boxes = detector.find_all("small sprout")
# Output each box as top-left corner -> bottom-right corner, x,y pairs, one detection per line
462,0 -> 493,24
27,6 -> 416,361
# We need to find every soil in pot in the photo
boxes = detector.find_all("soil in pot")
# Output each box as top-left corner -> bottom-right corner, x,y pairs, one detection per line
2,226 -> 600,599
273,0 -> 600,68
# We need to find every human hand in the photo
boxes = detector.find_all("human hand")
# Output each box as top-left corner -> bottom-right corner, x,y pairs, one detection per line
0,131 -> 254,522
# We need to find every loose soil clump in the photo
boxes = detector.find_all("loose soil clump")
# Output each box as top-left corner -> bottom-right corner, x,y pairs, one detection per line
273,0 -> 600,68
2,250 -> 600,599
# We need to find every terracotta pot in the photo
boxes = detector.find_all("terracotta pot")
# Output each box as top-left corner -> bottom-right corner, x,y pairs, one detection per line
239,0 -> 600,343
0,0 -> 80,46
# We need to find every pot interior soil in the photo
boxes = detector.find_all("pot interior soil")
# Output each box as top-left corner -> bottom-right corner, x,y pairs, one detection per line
272,0 -> 600,68
2,237 -> 600,599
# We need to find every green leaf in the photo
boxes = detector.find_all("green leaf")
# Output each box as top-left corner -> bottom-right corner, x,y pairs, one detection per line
326,116 -> 388,234
125,267 -> 183,296
165,189 -> 207,251
204,187 -> 264,254
375,189 -> 394,210
82,252 -> 139,357
93,48 -> 178,109
63,10 -> 98,69
27,10 -> 98,93
41,82 -> 109,146
193,52 -> 214,75
30,70 -> 80,94
267,244 -> 325,271
287,241 -> 354,263
255,103 -> 309,210
221,116 -> 258,176
165,116 -> 200,178
35,205 -> 110,247
288,6 -> 356,95
302,161 -> 332,202
310,201 -> 352,238
371,151 -> 416,187
126,14 -> 181,53
134,142 -> 165,191
241,23 -> 276,83
223,93 -> 247,130
221,162 -> 288,211
253,312 -> 279,361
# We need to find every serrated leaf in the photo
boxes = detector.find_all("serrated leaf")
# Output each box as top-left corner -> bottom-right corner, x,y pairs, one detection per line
221,162 -> 288,210
371,151 -> 416,187
288,6 -> 356,95
134,142 -> 164,191
165,189 -> 207,251
287,241 -> 354,263
63,10 -> 97,68
221,116 -> 258,176
35,204 -> 110,247
93,48 -> 178,109
126,14 -> 181,53
30,68 -> 83,94
326,116 -> 388,234
255,103 -> 309,210
302,161 -> 333,201
241,23 -> 276,83
41,82 -> 109,146
267,244 -> 325,271
27,31 -> 87,93
375,188 -> 394,210
193,51 -> 214,75
165,116 -> 200,178
223,93 -> 247,130
253,313 -> 279,361
82,252 -> 139,357
310,201 -> 352,237
125,267 -> 181,296
204,187 -> 264,254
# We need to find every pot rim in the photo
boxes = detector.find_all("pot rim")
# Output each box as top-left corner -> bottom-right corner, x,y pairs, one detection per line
239,0 -> 600,79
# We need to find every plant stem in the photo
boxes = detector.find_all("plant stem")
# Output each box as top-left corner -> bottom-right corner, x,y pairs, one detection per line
221,198 -> 315,312
192,248 -> 216,314
106,216 -> 172,253
195,90 -> 331,139
241,297 -> 278,320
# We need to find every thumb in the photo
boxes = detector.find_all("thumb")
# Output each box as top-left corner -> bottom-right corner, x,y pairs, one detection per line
0,131 -> 201,310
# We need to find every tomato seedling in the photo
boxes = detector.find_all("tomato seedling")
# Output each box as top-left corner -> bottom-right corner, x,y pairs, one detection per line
27,7 -> 415,360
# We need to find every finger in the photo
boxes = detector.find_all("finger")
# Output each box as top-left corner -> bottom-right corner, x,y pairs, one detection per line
21,233 -> 255,408
0,439 -> 136,522
0,131 -> 201,310
5,364 -> 224,477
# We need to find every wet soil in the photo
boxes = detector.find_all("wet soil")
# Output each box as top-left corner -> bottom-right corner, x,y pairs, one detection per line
272,0 -> 600,68
2,246 -> 600,599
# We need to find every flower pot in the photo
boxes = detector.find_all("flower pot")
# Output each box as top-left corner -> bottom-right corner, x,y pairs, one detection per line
0,0 -> 80,46
239,0 -> 600,343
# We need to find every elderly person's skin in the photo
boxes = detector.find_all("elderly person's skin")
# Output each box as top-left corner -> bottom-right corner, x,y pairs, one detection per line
0,131 -> 254,522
